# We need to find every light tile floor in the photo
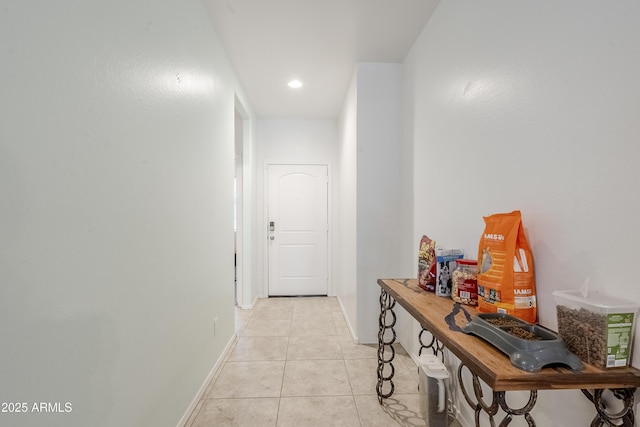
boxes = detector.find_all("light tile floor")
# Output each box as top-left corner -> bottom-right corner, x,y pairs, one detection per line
185,296 -> 431,427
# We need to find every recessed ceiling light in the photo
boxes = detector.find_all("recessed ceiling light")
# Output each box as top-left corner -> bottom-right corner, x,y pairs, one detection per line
288,80 -> 303,89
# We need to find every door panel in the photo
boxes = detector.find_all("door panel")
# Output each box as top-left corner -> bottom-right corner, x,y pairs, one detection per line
268,164 -> 328,296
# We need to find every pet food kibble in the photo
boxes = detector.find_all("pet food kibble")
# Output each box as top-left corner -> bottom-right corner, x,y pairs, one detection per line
485,317 -> 524,327
557,305 -> 607,367
506,326 -> 543,341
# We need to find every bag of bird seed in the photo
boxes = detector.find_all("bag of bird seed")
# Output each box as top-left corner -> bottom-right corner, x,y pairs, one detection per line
477,211 -> 537,323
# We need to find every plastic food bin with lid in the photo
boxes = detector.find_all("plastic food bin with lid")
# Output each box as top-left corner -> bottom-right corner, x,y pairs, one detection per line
553,290 -> 639,368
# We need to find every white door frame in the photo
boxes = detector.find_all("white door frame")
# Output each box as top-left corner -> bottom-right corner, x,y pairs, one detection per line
263,162 -> 332,297
234,97 -> 253,309
234,154 -> 243,306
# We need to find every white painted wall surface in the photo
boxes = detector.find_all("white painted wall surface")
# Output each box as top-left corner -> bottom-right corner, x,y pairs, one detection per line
0,1 -> 251,426
355,63 -> 410,344
403,1 -> 640,425
255,119 -> 338,297
336,63 -> 412,343
337,73 -> 359,335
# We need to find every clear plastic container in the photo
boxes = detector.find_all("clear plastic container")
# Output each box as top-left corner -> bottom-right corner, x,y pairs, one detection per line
451,259 -> 478,305
418,354 -> 449,427
553,290 -> 639,368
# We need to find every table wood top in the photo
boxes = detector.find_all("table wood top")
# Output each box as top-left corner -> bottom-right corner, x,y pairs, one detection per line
378,278 -> 640,391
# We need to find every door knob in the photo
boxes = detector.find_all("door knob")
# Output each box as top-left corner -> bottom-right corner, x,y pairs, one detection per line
269,235 -> 275,240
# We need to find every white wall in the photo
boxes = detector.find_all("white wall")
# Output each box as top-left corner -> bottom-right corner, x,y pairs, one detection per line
355,63 -> 412,343
336,63 -> 413,343
254,119 -> 338,297
0,1 -> 252,426
337,73 -> 359,334
403,1 -> 640,425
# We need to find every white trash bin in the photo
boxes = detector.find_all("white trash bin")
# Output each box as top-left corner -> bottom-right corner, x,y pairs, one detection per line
418,354 -> 449,427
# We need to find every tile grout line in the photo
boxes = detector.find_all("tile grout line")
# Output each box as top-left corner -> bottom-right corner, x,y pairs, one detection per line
274,300 -> 295,427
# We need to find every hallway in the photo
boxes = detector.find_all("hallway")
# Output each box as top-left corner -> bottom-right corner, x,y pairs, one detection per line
185,297 -> 426,427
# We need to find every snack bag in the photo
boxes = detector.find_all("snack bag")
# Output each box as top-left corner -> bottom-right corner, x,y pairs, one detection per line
477,211 -> 537,323
417,235 -> 437,292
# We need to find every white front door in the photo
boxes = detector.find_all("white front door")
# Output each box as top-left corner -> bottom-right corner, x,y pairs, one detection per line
267,164 -> 328,296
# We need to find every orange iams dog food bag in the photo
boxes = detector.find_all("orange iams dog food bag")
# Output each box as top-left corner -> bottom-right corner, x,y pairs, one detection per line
477,210 -> 537,323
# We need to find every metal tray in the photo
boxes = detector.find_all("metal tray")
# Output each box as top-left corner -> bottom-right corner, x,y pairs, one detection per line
462,313 -> 583,372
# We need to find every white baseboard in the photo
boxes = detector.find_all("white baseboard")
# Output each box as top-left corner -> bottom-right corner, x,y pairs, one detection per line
336,296 -> 359,343
177,333 -> 238,427
238,296 -> 257,310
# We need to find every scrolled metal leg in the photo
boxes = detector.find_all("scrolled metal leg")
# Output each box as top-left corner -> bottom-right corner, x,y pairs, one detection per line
458,363 -> 499,426
458,363 -> 537,426
418,328 -> 435,356
377,289 -> 397,403
418,327 -> 446,360
582,388 -> 635,427
497,389 -> 537,427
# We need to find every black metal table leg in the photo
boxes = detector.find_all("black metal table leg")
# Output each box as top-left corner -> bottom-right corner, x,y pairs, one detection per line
582,388 -> 636,426
419,327 -> 445,359
458,363 -> 537,426
377,288 -> 397,403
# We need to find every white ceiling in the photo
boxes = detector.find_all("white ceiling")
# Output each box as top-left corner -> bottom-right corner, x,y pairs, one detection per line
205,0 -> 440,119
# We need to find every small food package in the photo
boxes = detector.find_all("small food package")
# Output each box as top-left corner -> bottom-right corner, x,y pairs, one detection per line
435,247 -> 464,297
452,259 -> 478,305
477,210 -> 537,323
417,235 -> 436,292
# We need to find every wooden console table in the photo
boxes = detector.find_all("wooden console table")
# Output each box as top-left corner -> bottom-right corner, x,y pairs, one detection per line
376,278 -> 640,426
